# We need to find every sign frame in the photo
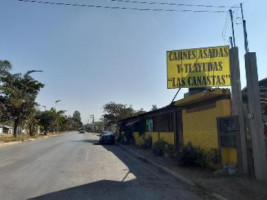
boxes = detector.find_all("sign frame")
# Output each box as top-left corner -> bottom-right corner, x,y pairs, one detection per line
166,45 -> 231,89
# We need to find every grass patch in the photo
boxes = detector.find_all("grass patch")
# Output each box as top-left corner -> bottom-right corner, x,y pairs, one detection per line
0,134 -> 43,143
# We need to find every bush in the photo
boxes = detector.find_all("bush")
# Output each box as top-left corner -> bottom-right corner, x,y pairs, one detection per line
152,139 -> 167,156
164,144 -> 175,158
140,136 -> 152,149
177,143 -> 221,170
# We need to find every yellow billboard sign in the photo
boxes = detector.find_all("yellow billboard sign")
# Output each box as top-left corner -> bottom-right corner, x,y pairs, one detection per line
167,46 -> 231,89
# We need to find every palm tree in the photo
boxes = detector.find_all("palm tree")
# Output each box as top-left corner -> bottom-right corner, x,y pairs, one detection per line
0,60 -> 12,72
0,60 -> 12,83
0,60 -> 12,120
1,69 -> 44,137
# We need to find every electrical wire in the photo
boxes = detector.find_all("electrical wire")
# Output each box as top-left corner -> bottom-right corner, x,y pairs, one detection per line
104,0 -> 238,9
222,13 -> 230,45
14,0 -> 228,13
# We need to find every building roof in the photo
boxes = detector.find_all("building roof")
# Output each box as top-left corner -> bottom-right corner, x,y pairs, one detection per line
0,125 -> 13,129
242,77 -> 267,104
119,103 -> 177,122
174,88 -> 230,106
119,88 -> 231,125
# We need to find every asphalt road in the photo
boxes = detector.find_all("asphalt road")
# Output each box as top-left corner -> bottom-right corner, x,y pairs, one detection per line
0,132 -> 203,200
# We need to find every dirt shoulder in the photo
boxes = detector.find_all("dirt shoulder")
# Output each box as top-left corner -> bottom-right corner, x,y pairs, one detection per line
121,144 -> 267,200
0,133 -> 62,148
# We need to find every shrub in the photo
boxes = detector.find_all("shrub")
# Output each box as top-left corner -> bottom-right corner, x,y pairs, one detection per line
177,143 -> 221,170
164,144 -> 175,158
152,139 -> 167,156
0,134 -> 31,143
140,136 -> 152,149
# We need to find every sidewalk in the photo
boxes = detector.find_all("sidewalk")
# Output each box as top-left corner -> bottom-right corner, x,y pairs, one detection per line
118,144 -> 267,200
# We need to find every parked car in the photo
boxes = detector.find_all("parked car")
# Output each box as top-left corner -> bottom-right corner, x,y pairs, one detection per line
79,129 -> 85,134
99,132 -> 115,145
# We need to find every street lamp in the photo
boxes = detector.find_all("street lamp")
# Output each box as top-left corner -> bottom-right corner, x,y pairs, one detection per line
55,99 -> 62,133
89,114 -> 94,132
55,100 -> 62,109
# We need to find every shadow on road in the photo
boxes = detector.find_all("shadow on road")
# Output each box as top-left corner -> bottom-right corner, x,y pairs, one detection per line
29,143 -> 199,200
29,180 -> 141,200
70,139 -> 99,144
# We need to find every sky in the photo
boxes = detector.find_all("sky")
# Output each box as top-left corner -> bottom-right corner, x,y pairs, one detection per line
0,0 -> 266,123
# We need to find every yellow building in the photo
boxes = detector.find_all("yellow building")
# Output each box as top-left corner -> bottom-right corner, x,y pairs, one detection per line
119,88 -> 237,165
175,88 -> 237,165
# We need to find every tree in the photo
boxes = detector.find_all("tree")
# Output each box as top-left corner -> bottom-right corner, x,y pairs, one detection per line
25,107 -> 40,136
0,60 -> 12,79
37,108 -> 68,134
37,110 -> 55,135
135,108 -> 146,115
0,60 -> 12,118
151,105 -> 158,111
0,70 -> 44,137
102,102 -> 137,128
73,111 -> 81,123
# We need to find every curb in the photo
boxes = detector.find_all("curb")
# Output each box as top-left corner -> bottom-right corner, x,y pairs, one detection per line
117,144 -> 228,200
117,144 -> 194,186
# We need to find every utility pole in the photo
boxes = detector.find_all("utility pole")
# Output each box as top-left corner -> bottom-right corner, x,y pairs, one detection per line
245,53 -> 267,181
239,4 -> 267,182
240,3 -> 249,53
230,47 -> 248,174
229,9 -> 236,47
229,37 -> 233,48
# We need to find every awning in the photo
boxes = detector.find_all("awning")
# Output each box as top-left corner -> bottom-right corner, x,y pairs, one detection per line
125,119 -> 140,126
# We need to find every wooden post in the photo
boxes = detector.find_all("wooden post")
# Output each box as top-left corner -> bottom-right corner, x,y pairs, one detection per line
245,52 -> 267,181
230,47 -> 248,174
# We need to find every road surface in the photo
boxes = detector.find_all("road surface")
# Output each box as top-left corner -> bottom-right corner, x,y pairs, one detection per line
0,132 -> 203,200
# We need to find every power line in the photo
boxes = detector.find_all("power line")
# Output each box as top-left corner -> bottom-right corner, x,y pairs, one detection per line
14,0 -> 228,13
104,0 -> 238,9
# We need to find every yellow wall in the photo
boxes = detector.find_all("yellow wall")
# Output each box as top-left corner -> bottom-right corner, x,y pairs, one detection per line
133,132 -> 174,146
221,148 -> 237,165
182,98 -> 237,164
133,132 -> 144,146
159,132 -> 175,145
182,99 -> 231,149
146,132 -> 159,144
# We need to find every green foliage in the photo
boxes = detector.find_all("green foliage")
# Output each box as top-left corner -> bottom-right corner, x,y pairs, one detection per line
36,109 -> 79,134
177,143 -> 221,170
140,136 -> 152,149
152,139 -> 167,156
102,102 -> 147,131
73,111 -> 82,123
36,109 -> 56,134
164,144 -> 175,158
151,105 -> 158,111
1,60 -> 76,136
0,62 -> 44,137
103,102 -> 136,127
